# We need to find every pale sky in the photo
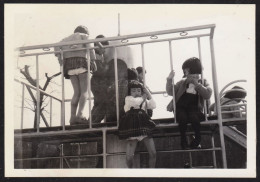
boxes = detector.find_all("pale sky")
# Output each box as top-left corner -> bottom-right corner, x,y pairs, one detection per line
6,4 -> 255,129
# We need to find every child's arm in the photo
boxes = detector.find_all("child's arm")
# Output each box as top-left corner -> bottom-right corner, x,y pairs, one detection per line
166,70 -> 181,96
81,34 -> 96,60
186,77 -> 212,99
143,87 -> 156,109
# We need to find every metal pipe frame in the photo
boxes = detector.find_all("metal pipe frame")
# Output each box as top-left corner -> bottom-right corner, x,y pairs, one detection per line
113,47 -> 120,126
197,37 -> 208,121
60,50 -> 65,130
21,84 -> 25,129
168,40 -> 177,123
102,129 -> 107,168
141,44 -> 146,87
36,55 -> 40,132
50,98 -> 52,127
17,24 -> 215,52
19,34 -> 211,58
209,35 -> 227,168
211,134 -> 217,168
219,79 -> 246,97
87,49 -> 92,128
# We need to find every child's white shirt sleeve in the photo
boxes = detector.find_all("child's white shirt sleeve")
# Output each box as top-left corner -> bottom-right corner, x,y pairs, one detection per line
146,98 -> 156,109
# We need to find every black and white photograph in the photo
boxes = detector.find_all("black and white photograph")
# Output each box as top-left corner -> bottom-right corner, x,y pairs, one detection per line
4,3 -> 256,178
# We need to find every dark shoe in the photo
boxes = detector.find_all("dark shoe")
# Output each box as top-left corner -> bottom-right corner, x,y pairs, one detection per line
184,162 -> 191,168
189,139 -> 201,149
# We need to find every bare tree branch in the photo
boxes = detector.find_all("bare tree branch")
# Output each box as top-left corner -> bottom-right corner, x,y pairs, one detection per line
24,106 -> 35,112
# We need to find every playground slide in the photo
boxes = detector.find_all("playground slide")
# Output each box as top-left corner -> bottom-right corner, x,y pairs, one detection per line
223,126 -> 246,149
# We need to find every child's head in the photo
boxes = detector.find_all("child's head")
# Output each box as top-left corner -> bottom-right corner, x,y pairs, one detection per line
127,68 -> 138,81
128,80 -> 143,97
74,25 -> 89,35
94,35 -> 109,55
182,57 -> 202,77
223,86 -> 246,100
136,67 -> 146,82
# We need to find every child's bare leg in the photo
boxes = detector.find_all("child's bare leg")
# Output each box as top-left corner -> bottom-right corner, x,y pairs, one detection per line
70,75 -> 80,123
126,140 -> 138,168
143,137 -> 156,168
77,72 -> 88,118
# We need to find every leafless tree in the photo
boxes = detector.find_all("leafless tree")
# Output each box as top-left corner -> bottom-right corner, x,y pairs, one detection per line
20,65 -> 61,128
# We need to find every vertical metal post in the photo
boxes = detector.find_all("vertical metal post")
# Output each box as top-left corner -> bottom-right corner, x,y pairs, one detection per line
102,129 -> 107,168
60,144 -> 64,168
211,134 -> 217,168
197,37 -> 208,121
141,44 -> 146,87
209,36 -> 227,168
21,84 -> 25,129
60,49 -> 65,130
118,13 -> 120,36
50,97 -> 52,127
36,55 -> 40,132
87,49 -> 92,128
114,47 -> 120,125
168,41 -> 177,123
77,143 -> 80,168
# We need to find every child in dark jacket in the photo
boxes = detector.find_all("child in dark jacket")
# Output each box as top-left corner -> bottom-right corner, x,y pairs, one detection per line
166,57 -> 212,149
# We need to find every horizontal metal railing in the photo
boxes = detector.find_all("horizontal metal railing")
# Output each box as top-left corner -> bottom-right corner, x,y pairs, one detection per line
17,24 -> 215,52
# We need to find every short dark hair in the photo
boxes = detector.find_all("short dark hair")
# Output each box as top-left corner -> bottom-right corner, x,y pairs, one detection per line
128,80 -> 143,95
94,35 -> 109,47
74,25 -> 89,34
127,68 -> 138,81
182,57 -> 202,74
136,67 -> 146,74
94,35 -> 109,55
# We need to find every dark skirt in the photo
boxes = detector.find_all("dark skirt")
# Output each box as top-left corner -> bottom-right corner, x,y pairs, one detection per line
118,109 -> 156,140
63,57 -> 97,79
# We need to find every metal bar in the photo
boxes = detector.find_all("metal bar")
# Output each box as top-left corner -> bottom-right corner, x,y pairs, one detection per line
50,98 -> 52,127
21,84 -> 25,129
197,37 -> 208,121
15,153 -> 104,161
114,47 -> 120,126
60,144 -> 64,168
209,37 -> 227,168
14,79 -> 61,102
211,134 -> 217,168
18,24 -> 215,51
60,50 -> 65,130
77,143 -> 80,168
118,13 -> 120,36
87,49 -> 92,129
106,147 -> 222,156
168,41 -> 177,123
219,80 -> 246,97
36,55 -> 40,132
141,44 -> 146,87
19,34 -> 210,58
102,129 -> 107,168
210,27 -> 215,39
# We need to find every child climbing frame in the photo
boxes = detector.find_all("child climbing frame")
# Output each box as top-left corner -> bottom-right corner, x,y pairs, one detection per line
17,24 -> 228,167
